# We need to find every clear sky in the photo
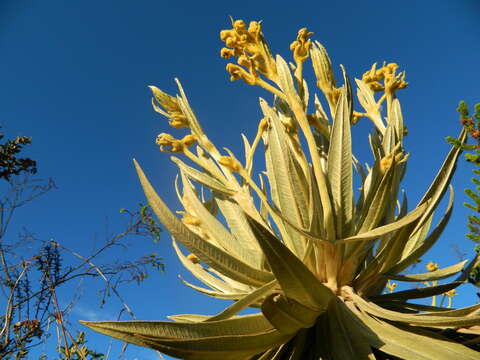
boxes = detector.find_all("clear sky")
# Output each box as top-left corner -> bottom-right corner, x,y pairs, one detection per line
1,1 -> 479,358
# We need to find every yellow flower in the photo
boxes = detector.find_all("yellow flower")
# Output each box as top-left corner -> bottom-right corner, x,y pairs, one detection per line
289,27 -> 313,64
352,111 -> 365,125
445,289 -> 457,297
361,62 -> 407,93
220,18 -> 277,83
226,63 -> 256,85
155,133 -> 195,153
281,117 -> 297,134
218,156 -> 242,173
386,281 -> 397,293
426,262 -> 439,272
379,154 -> 394,174
379,152 -> 407,174
182,214 -> 201,226
187,253 -> 200,264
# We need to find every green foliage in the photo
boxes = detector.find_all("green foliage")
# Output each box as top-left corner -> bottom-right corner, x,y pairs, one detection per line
120,202 -> 162,243
55,332 -> 104,360
447,101 -> 480,286
50,332 -> 104,360
0,130 -> 37,181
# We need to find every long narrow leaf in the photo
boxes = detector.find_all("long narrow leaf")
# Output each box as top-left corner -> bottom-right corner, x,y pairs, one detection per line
260,99 -> 307,256
215,193 -> 261,252
370,281 -> 463,302
386,186 -> 454,275
385,259 -> 467,282
173,241 -> 240,293
328,298 -> 373,360
82,317 -> 288,360
171,157 -> 235,195
205,280 -> 277,322
180,172 -> 262,269
246,215 -> 334,310
262,293 -> 319,334
134,160 -> 273,287
339,201 -> 428,243
352,292 -> 480,327
327,79 -> 353,238
346,303 -> 480,360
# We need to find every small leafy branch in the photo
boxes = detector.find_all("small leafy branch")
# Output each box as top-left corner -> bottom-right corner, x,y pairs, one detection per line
446,101 -> 480,286
120,203 -> 162,244
0,131 -> 37,181
54,332 -> 104,360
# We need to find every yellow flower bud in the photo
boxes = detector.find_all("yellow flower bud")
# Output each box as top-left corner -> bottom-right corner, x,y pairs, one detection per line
394,153 -> 404,163
220,48 -> 234,59
156,133 -> 185,153
156,133 -> 175,146
187,253 -> 200,264
368,82 -> 384,92
226,64 -> 256,85
247,21 -> 261,38
290,40 -> 299,52
380,155 -> 393,174
218,156 -> 242,173
220,29 -> 234,41
182,214 -> 201,226
445,289 -> 457,297
352,111 -> 364,125
281,117 -> 297,133
386,281 -> 397,293
259,117 -> 269,132
387,62 -> 398,71
233,19 -> 246,32
226,36 -> 237,48
426,262 -> 439,272
290,27 -> 312,63
238,55 -> 250,67
239,34 -> 248,43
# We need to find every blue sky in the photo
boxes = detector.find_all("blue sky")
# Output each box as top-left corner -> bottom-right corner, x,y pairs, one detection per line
1,1 -> 479,358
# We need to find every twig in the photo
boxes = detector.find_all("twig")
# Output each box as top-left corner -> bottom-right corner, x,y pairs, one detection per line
0,262 -> 28,347
45,267 -> 71,360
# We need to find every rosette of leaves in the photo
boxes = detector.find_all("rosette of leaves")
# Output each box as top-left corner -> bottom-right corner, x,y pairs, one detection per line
82,19 -> 480,359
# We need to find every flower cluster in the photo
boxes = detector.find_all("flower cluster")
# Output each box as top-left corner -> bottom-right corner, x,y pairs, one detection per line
155,133 -> 196,153
220,19 -> 277,84
362,62 -> 408,93
289,28 -> 313,64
